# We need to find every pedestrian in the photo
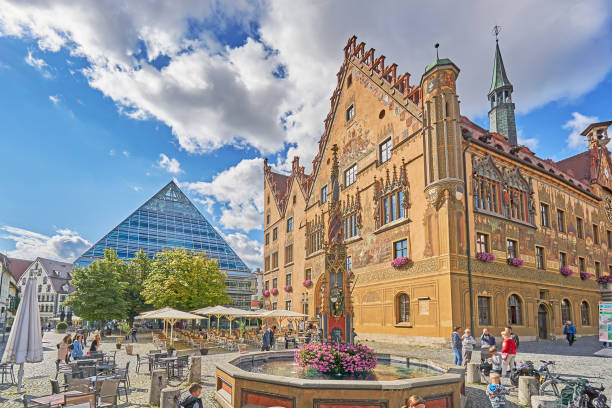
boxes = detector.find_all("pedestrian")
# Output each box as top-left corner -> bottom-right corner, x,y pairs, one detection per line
563,320 -> 576,346
480,328 -> 496,362
89,337 -> 99,353
130,325 -> 137,343
486,372 -> 509,407
180,383 -> 203,408
403,395 -> 426,408
57,334 -> 71,364
71,334 -> 84,359
501,331 -> 516,377
461,329 -> 476,366
451,326 -> 463,366
504,326 -> 519,350
488,346 -> 502,376
262,325 -> 275,351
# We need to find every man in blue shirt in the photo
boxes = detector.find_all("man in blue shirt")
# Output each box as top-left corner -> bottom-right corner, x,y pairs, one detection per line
563,321 -> 576,346
451,327 -> 463,366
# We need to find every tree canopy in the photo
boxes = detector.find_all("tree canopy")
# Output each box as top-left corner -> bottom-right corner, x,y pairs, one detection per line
122,249 -> 152,326
142,248 -> 230,310
66,249 -> 128,323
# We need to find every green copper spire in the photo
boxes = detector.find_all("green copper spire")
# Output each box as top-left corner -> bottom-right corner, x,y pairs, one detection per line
488,40 -> 513,95
487,33 -> 517,145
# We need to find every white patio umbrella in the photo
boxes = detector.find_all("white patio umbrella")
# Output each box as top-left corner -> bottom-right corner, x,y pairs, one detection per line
1,276 -> 44,393
194,306 -> 256,335
141,307 -> 201,346
256,310 -> 308,329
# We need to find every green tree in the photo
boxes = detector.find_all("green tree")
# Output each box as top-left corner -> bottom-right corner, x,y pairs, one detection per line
122,249 -> 152,327
66,249 -> 127,334
142,248 -> 230,310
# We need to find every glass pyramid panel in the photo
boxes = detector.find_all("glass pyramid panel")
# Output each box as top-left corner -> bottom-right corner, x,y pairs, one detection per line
74,181 -> 250,275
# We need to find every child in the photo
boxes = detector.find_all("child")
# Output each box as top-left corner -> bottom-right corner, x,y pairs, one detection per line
180,383 -> 203,408
486,372 -> 509,407
488,346 -> 502,376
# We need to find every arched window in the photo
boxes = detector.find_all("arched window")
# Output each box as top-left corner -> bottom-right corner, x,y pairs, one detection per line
507,294 -> 523,325
397,294 -> 410,323
580,301 -> 590,326
561,299 -> 572,323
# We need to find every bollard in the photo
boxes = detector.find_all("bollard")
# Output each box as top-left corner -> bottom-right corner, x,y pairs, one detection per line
160,386 -> 182,408
126,344 -> 133,355
148,369 -> 168,406
518,376 -> 538,405
531,395 -> 558,408
189,356 -> 202,384
466,362 -> 480,383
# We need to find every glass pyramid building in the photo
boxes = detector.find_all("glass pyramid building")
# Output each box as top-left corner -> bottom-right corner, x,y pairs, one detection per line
74,181 -> 255,308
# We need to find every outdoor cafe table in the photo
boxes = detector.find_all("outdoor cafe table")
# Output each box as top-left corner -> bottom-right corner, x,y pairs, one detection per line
30,391 -> 84,407
159,356 -> 178,378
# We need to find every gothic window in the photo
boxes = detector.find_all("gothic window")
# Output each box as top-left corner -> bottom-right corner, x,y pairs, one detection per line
472,156 -> 502,214
397,294 -> 410,323
343,189 -> 361,239
379,138 -> 392,164
373,161 -> 410,229
345,165 -> 357,187
581,301 -> 590,326
306,214 -> 324,255
507,294 -> 523,325
476,233 -> 489,254
478,296 -> 491,325
561,299 -> 572,323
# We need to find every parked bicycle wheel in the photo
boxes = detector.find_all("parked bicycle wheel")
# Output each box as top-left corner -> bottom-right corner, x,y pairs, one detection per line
539,379 -> 561,397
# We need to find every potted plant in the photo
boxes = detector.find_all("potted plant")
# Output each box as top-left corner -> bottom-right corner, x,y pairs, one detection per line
284,285 -> 293,292
199,346 -> 209,355
390,257 -> 411,268
580,270 -> 591,280
476,252 -> 495,263
271,288 -> 279,296
302,280 -> 312,288
560,266 -> 573,276
262,289 -> 270,297
56,321 -> 68,333
507,257 -> 524,267
167,345 -> 175,355
597,275 -> 611,287
115,339 -> 122,349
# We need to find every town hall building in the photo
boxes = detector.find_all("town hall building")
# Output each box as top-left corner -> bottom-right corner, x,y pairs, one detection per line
262,35 -> 605,343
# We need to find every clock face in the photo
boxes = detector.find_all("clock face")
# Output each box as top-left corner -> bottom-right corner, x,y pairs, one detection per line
605,197 -> 612,222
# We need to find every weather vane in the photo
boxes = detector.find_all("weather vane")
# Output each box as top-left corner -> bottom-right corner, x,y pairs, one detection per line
434,42 -> 440,61
492,25 -> 502,41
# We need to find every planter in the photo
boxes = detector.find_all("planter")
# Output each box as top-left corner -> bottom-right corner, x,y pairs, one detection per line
284,285 -> 293,292
507,258 -> 524,267
199,348 -> 209,356
126,344 -> 133,355
271,288 -> 279,296
560,266 -> 573,276
115,343 -> 122,350
302,280 -> 312,288
391,257 -> 411,268
476,252 -> 495,263
262,289 -> 270,297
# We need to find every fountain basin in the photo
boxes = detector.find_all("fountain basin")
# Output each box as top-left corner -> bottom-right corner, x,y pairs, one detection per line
215,350 -> 464,408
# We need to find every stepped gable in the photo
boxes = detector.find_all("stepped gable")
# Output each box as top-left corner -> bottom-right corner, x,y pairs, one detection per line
264,157 -> 311,215
306,35 -> 422,203
555,152 -> 592,184
460,116 -> 594,195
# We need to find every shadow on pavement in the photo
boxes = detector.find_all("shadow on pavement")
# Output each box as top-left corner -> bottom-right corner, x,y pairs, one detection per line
517,336 -> 604,357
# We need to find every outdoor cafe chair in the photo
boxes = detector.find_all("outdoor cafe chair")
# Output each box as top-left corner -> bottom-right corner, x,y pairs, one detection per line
116,362 -> 131,401
175,356 -> 189,378
81,366 -> 97,378
64,392 -> 96,408
98,378 -> 120,407
49,378 -> 68,394
135,354 -> 148,374
55,360 -> 72,380
66,378 -> 91,394
0,363 -> 15,384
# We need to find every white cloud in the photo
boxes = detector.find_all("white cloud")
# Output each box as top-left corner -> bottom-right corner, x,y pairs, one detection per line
564,112 -> 599,150
122,150 -> 130,158
158,153 -> 183,174
0,225 -> 91,262
132,186 -> 142,192
222,231 -> 262,270
108,149 -> 116,156
1,0 -> 611,172
48,94 -> 60,105
24,49 -> 51,78
183,158 -> 263,232
517,129 -> 539,151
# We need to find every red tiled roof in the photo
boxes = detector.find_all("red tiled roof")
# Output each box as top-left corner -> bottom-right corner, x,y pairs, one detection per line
555,151 -> 591,183
7,258 -> 33,281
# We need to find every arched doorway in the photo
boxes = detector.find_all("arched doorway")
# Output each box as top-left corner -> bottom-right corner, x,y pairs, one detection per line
538,304 -> 549,340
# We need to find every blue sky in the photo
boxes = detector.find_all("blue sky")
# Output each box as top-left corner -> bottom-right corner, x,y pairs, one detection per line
0,1 -> 611,269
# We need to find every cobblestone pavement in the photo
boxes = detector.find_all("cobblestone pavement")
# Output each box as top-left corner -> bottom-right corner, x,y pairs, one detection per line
1,332 -> 609,407
363,335 -> 612,407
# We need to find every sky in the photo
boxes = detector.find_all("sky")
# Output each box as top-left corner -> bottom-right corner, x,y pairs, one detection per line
0,1 -> 611,270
